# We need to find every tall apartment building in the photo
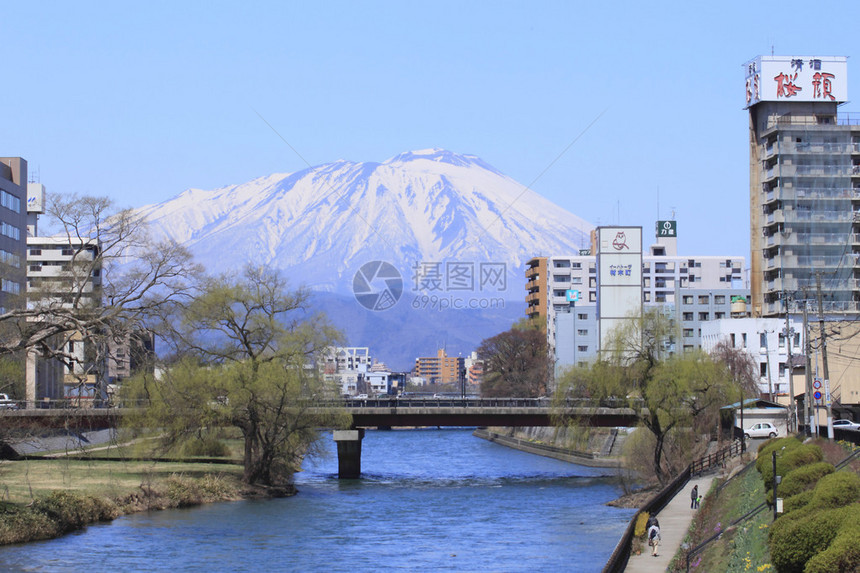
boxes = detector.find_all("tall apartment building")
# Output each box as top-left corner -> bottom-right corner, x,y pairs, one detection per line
0,158 -> 27,314
746,55 -> 860,317
527,221 -> 748,371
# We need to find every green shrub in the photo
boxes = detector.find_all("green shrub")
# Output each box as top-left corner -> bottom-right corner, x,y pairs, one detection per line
803,522 -> 860,573
179,436 -> 230,457
757,437 -> 802,473
768,462 -> 835,504
808,472 -> 860,511
780,462 -> 835,498
30,491 -> 117,533
769,504 -> 855,573
760,444 -> 823,491
783,490 -> 814,515
0,504 -> 56,544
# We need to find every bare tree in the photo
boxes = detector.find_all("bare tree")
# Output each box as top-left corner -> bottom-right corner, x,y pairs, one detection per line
0,194 -> 199,398
710,340 -> 760,399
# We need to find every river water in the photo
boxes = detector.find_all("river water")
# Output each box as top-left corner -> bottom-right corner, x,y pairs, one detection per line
0,429 -> 634,572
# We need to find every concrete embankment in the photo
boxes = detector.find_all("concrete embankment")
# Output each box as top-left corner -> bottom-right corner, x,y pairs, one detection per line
474,426 -> 625,468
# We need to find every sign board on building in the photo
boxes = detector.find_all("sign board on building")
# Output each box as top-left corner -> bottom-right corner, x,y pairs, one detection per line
578,249 -> 591,256
27,183 -> 45,214
565,289 -> 580,302
744,56 -> 848,108
597,227 -> 643,354
656,220 -> 676,237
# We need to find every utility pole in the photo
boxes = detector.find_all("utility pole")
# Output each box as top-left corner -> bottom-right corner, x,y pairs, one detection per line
803,301 -> 813,437
783,292 -> 795,433
815,273 -> 834,439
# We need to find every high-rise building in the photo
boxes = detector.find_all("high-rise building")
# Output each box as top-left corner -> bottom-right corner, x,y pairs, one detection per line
0,158 -> 27,314
745,55 -> 860,317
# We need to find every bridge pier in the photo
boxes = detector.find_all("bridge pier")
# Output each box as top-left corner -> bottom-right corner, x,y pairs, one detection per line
333,429 -> 364,479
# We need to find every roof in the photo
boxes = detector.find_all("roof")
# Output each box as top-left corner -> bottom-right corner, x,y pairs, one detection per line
721,398 -> 787,410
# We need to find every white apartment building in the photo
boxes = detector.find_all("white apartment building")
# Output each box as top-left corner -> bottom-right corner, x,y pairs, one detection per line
701,317 -> 804,399
25,235 -> 103,403
323,347 -> 372,396
529,221 -> 748,372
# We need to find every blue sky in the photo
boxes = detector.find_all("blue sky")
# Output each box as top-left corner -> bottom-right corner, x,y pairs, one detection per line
3,1 -> 860,259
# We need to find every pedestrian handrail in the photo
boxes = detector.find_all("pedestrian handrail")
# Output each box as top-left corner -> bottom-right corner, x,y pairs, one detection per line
602,466 -> 691,573
691,440 -> 743,476
603,441 -> 747,573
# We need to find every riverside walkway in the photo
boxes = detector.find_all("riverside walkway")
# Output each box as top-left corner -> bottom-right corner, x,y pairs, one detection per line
624,475 -> 716,572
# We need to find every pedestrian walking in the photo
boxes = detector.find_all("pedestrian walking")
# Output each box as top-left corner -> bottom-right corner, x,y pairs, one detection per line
647,523 -> 661,557
691,484 -> 699,509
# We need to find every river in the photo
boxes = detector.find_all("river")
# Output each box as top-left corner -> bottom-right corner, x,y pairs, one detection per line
0,429 -> 635,572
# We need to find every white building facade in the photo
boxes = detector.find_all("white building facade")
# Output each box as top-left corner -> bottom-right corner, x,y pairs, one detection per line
701,317 -> 804,398
536,221 -> 749,373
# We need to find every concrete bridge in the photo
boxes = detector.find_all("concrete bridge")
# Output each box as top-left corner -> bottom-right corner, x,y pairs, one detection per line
0,398 -> 638,478
333,397 -> 636,478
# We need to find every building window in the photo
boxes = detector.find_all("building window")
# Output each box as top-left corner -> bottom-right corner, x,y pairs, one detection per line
578,313 -> 587,320
644,292 -> 651,302
571,277 -> 582,285
778,333 -> 785,348
571,262 -> 581,269
715,312 -> 725,319
730,333 -> 736,347
683,295 -> 693,305
577,329 -> 588,336
589,292 -> 596,302
742,333 -> 748,347
577,345 -> 588,352
760,332 -> 767,347
698,295 -> 709,304
698,312 -> 709,321
714,295 -> 726,304
683,312 -> 693,321
760,363 -> 767,377
683,328 -> 694,337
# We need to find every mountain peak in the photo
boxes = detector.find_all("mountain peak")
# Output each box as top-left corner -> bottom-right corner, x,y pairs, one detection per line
384,149 -> 500,173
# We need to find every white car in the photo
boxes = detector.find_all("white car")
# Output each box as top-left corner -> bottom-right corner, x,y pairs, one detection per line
832,419 -> 860,431
744,422 -> 778,439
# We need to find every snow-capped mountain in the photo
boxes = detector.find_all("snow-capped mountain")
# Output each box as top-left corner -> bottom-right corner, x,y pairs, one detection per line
137,149 -> 593,368
138,148 -> 593,298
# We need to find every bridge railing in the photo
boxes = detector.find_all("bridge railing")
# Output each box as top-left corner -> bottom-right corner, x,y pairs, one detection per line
335,397 -> 636,409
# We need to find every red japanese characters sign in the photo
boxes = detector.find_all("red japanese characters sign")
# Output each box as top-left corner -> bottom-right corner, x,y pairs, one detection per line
744,56 -> 847,108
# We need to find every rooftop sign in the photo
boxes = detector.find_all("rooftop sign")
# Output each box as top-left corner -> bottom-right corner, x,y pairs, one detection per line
744,56 -> 848,108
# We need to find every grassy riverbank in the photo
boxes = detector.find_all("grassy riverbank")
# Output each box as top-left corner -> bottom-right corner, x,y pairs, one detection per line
0,436 -> 291,546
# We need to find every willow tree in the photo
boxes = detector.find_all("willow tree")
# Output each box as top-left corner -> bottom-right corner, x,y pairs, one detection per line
124,265 -> 350,487
555,309 -> 737,483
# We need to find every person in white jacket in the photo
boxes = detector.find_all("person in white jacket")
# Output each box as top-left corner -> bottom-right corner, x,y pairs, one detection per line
647,523 -> 661,557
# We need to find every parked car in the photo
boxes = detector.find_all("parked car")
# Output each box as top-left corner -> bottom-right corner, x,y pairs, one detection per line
0,394 -> 18,410
744,422 -> 778,439
832,419 -> 860,431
